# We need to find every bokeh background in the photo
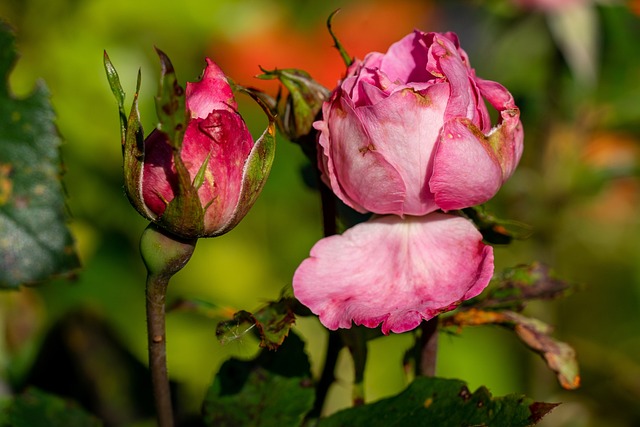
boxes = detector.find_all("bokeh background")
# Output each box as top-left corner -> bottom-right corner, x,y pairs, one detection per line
1,0 -> 640,425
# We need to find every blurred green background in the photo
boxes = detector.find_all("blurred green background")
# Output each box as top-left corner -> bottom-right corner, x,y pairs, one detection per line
1,0 -> 640,425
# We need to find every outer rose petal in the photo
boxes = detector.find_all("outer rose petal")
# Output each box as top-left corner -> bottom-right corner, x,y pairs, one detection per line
356,84 -> 450,215
429,119 -> 504,210
185,58 -> 236,119
292,214 -> 494,334
317,91 -> 406,215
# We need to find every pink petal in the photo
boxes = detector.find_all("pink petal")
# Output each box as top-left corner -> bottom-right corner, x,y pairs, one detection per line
430,80 -> 523,211
378,30 -> 433,84
429,119 -> 504,210
182,109 -> 254,232
428,34 -> 476,123
476,78 -> 524,179
141,109 -> 254,233
316,91 -> 406,215
356,83 -> 450,215
292,214 -> 494,334
185,58 -> 236,119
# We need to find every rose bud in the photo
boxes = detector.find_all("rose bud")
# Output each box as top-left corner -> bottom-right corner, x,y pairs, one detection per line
315,30 -> 523,217
105,50 -> 275,239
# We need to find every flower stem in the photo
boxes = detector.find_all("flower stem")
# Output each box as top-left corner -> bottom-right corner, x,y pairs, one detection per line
146,273 -> 174,427
418,316 -> 439,377
309,330 -> 343,418
139,224 -> 197,427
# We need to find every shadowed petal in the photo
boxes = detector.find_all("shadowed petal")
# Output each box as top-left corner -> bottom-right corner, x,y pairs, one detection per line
292,214 -> 494,334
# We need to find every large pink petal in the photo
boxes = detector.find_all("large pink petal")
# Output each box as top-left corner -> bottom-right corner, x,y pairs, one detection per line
356,83 -> 449,215
292,214 -> 494,334
185,58 -> 236,119
317,91 -> 406,215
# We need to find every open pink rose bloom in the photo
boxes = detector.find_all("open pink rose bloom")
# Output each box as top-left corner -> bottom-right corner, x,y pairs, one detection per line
293,31 -> 523,334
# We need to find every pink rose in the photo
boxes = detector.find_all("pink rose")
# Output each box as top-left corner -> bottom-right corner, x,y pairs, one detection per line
315,31 -> 523,216
293,31 -> 522,334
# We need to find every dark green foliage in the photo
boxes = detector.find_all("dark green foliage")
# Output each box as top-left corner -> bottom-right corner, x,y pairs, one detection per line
319,377 -> 558,427
0,388 -> 102,427
0,23 -> 79,288
203,332 -> 314,427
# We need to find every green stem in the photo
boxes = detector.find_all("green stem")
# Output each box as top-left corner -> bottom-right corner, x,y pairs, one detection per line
309,330 -> 343,418
146,273 -> 174,427
139,224 -> 197,427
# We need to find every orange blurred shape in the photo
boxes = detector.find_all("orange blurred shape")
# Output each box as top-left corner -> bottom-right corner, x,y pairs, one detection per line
209,0 -> 434,94
582,132 -> 640,171
581,132 -> 640,223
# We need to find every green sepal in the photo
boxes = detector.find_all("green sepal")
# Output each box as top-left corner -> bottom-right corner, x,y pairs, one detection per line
102,53 -> 150,220
139,223 -> 197,280
150,49 -> 207,238
156,145 -> 206,238
327,9 -> 354,68
212,88 -> 276,236
102,51 -> 127,145
122,70 -> 152,219
258,68 -> 330,142
154,47 -> 187,150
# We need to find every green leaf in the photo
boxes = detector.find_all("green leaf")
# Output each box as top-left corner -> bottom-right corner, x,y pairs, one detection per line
216,297 -> 297,350
203,332 -> 314,427
0,23 -> 79,288
0,388 -> 102,427
319,377 -> 558,427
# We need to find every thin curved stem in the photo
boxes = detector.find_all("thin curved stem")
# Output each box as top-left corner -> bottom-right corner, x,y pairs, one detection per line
146,273 -> 174,427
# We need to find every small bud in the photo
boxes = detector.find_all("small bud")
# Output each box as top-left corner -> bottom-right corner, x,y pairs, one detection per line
104,51 -> 276,239
258,68 -> 330,146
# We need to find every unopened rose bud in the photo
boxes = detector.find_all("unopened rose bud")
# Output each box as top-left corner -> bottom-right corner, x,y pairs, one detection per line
104,50 -> 276,239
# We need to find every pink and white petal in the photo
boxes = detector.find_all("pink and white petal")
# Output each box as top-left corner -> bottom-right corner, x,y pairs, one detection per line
319,93 -> 406,215
292,214 -> 494,334
430,119 -> 504,211
185,58 -> 236,119
357,84 -> 449,215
